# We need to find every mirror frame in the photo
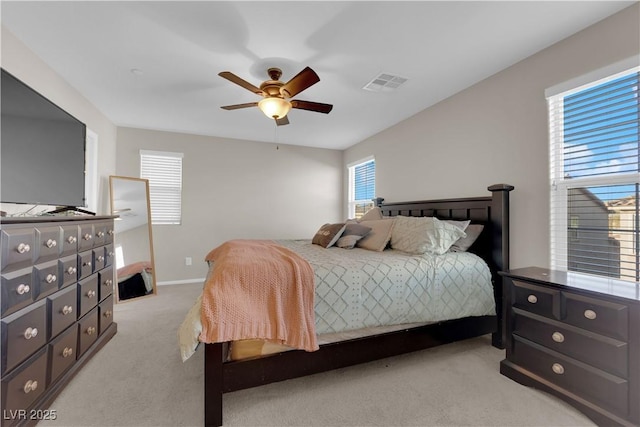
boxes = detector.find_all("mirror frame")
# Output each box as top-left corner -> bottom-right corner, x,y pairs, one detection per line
109,175 -> 157,303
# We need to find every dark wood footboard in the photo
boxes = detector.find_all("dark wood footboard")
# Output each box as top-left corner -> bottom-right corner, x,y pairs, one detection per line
204,183 -> 513,427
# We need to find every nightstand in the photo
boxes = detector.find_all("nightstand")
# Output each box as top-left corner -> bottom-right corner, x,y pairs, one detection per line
500,267 -> 639,426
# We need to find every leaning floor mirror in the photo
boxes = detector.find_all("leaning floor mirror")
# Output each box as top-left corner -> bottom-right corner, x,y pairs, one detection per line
109,176 -> 157,302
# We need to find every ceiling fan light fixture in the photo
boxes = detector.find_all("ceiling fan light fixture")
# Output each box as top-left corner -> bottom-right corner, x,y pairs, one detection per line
258,97 -> 291,119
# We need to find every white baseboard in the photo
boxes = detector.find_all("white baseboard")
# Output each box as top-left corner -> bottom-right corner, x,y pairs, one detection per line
157,278 -> 205,286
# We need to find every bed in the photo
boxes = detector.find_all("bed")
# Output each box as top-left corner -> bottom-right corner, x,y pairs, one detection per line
185,184 -> 513,427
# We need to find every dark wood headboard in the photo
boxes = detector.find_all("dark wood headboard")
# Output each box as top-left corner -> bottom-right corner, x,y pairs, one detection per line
376,183 -> 514,348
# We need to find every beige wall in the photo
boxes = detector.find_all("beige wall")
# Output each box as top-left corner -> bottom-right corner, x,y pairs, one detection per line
1,27 -> 117,214
344,4 -> 640,270
116,127 -> 342,283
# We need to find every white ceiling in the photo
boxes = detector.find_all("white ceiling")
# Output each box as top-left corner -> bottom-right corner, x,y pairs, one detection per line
1,1 -> 634,150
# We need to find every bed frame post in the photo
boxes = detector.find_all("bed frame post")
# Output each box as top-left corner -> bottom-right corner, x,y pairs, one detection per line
488,184 -> 514,349
204,343 -> 224,427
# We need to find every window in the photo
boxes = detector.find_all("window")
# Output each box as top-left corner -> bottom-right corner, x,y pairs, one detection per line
548,62 -> 639,283
140,150 -> 183,225
348,157 -> 375,219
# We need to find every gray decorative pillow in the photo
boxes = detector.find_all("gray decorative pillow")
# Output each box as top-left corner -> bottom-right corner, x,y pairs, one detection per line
391,216 -> 465,255
450,224 -> 484,252
356,218 -> 395,251
359,207 -> 383,221
336,222 -> 372,249
312,223 -> 346,248
336,235 -> 364,249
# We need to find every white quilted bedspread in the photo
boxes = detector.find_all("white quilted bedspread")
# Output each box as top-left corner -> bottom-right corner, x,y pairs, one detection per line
179,239 -> 495,361
276,240 -> 495,335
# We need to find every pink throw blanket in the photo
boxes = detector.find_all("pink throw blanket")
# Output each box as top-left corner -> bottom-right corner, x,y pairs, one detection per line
199,240 -> 319,352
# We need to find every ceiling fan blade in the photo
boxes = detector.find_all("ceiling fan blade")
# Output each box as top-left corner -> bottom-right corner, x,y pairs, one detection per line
275,116 -> 290,126
220,102 -> 258,110
218,72 -> 264,96
280,67 -> 320,98
291,100 -> 333,114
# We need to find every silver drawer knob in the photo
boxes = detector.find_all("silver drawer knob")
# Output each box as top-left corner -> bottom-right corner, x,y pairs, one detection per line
45,238 -> 57,248
108,229 -> 114,236
108,251 -> 115,257
527,294 -> 538,304
67,235 -> 77,244
584,309 -> 597,320
16,284 -> 31,295
62,347 -> 74,358
23,380 -> 38,394
86,326 -> 96,335
86,290 -> 96,298
83,233 -> 92,241
16,243 -> 31,254
104,310 -> 112,318
62,305 -> 73,315
66,266 -> 77,275
24,327 -> 38,340
552,363 -> 565,375
45,274 -> 57,284
97,231 -> 105,238
97,255 -> 105,262
552,332 -> 565,343
84,261 -> 92,267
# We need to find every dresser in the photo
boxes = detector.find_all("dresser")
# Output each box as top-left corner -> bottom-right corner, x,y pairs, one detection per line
500,267 -> 639,426
1,216 -> 117,426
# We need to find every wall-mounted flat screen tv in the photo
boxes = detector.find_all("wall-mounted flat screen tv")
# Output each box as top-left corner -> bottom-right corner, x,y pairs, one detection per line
1,69 -> 86,208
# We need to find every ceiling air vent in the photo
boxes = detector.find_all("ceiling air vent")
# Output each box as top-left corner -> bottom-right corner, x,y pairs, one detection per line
363,73 -> 408,92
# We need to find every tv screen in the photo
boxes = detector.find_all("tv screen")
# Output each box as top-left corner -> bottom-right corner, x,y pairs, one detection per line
1,69 -> 86,208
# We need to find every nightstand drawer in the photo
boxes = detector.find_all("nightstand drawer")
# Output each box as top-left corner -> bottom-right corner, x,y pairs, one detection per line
564,292 -> 628,341
512,280 -> 561,320
58,255 -> 78,289
77,274 -> 99,318
513,308 -> 628,378
512,336 -> 628,416
1,267 -> 34,317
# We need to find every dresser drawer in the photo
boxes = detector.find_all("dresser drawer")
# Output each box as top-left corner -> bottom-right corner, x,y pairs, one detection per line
48,285 -> 78,339
512,336 -> 628,416
78,224 -> 94,251
99,295 -> 114,334
34,226 -> 61,265
58,254 -> 78,289
104,244 -> 114,268
33,260 -> 59,301
1,300 -> 47,374
1,267 -> 34,317
99,268 -> 114,301
48,325 -> 77,385
77,274 -> 99,318
564,292 -> 628,341
60,224 -> 79,257
512,280 -> 561,320
1,227 -> 34,273
77,250 -> 94,280
77,308 -> 99,357
513,308 -> 628,378
1,347 -> 48,421
93,247 -> 106,271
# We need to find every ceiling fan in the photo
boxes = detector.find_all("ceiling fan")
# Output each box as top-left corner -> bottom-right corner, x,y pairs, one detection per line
218,67 -> 333,126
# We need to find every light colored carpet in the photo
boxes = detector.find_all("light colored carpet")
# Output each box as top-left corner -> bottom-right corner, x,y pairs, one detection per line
39,282 -> 596,427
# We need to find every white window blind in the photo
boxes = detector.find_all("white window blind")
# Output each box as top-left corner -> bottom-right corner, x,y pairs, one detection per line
348,157 -> 375,219
140,150 -> 183,225
548,64 -> 639,283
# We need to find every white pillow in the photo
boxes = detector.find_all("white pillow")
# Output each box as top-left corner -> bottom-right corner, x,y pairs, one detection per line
391,216 -> 466,255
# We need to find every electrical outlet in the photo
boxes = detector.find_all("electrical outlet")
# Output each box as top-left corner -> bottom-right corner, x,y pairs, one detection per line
185,257 -> 192,266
